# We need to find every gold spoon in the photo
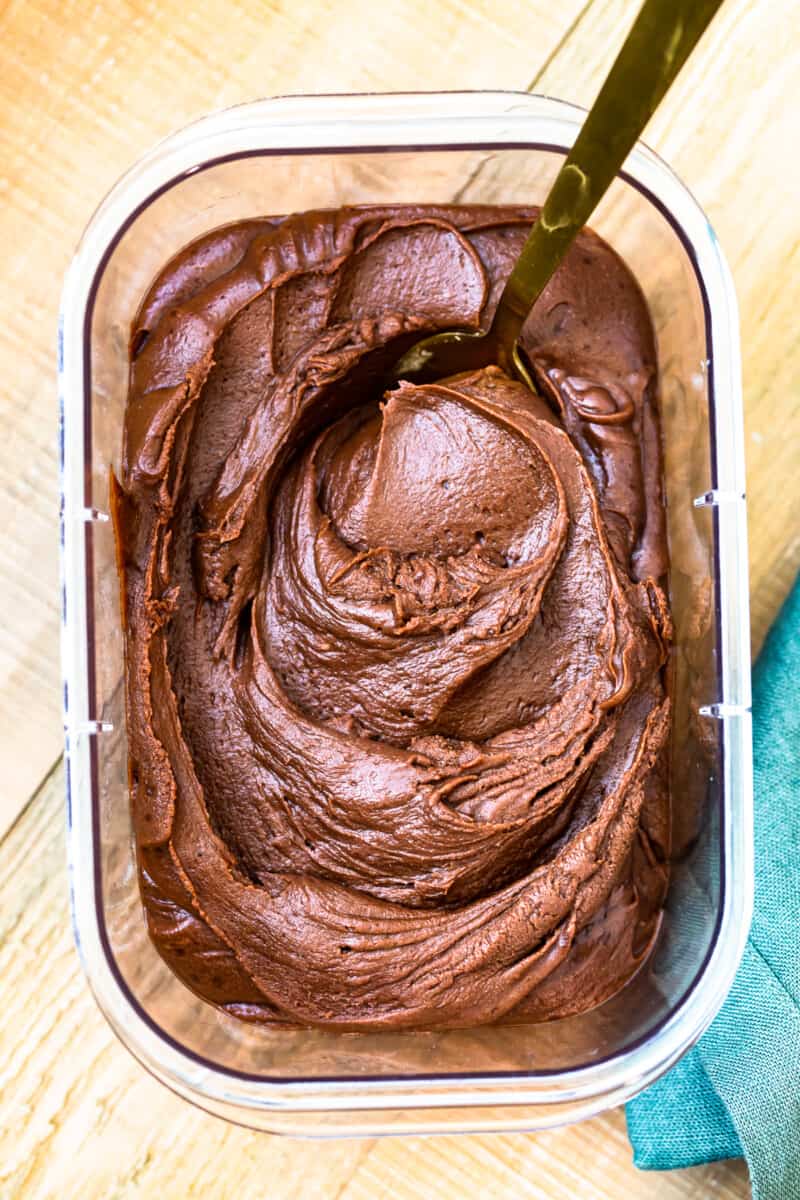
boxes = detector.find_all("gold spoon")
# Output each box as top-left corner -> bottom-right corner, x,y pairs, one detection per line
392,0 -> 725,389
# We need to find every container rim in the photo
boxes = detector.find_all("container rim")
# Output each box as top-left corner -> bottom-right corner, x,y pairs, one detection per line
59,90 -> 752,1129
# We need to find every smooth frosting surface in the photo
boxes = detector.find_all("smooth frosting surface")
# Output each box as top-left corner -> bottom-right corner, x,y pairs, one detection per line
116,205 -> 671,1029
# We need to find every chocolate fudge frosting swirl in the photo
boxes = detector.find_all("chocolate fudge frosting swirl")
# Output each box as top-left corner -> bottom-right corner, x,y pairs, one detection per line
117,205 -> 671,1029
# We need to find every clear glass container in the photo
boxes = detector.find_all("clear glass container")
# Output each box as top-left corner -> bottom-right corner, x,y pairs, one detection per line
59,92 -> 752,1135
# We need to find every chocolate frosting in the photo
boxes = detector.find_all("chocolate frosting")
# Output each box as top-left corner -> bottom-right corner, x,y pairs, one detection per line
116,205 -> 671,1029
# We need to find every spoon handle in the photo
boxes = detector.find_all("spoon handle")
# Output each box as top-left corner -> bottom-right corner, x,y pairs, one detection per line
497,0 -> 725,332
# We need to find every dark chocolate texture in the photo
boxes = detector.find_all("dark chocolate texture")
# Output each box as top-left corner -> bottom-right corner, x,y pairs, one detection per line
116,205 -> 671,1029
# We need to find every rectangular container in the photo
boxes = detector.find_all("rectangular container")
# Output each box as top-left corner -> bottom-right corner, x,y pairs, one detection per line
59,91 -> 752,1135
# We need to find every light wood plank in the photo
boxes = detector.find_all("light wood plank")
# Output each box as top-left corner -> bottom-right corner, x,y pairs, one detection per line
0,763 -> 750,1199
2,0 -> 797,1192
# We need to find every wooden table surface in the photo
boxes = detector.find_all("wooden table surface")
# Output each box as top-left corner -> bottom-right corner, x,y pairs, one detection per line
2,0 -> 798,1195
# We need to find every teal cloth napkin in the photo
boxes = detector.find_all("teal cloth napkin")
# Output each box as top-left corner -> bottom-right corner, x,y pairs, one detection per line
626,574 -> 800,1199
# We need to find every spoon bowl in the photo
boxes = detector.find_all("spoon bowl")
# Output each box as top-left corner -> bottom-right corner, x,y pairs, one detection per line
391,0 -> 725,389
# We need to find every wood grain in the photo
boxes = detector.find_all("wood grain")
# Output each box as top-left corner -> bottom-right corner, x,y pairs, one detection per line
1,0 -> 797,1193
0,763 -> 750,1200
